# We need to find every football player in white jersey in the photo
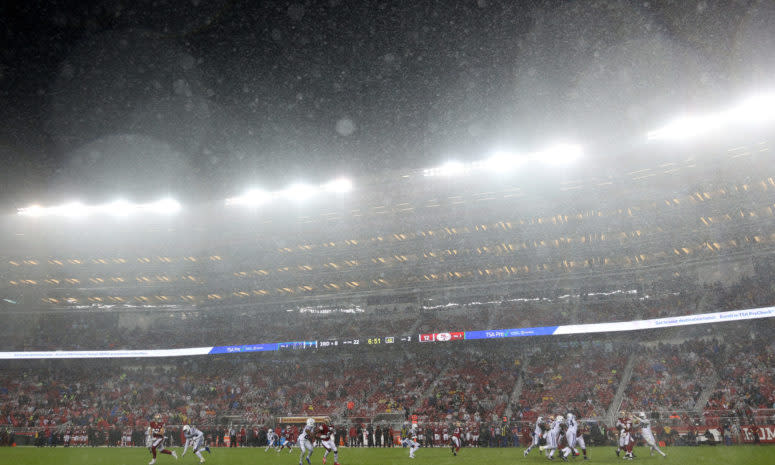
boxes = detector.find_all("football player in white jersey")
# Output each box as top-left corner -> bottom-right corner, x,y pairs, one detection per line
539,415 -> 563,460
265,428 -> 278,452
298,418 -> 316,465
634,412 -> 666,457
564,411 -> 579,457
182,425 -> 210,463
523,416 -> 545,457
401,427 -> 420,459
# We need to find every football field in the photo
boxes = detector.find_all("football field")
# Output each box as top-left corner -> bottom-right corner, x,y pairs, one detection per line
0,446 -> 772,465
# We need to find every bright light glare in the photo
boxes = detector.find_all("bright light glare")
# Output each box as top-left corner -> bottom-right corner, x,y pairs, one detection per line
422,143 -> 583,177
728,93 -> 775,124
281,183 -> 317,201
648,92 -> 775,141
226,177 -> 353,208
57,202 -> 88,218
647,114 -> 721,141
423,161 -> 467,177
322,177 -> 353,193
17,198 -> 182,218
143,198 -> 181,215
17,205 -> 45,217
481,151 -> 524,172
103,199 -> 132,217
225,189 -> 272,207
534,144 -> 583,165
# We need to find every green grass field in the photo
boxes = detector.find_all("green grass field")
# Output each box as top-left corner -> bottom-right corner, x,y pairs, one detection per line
0,446 -> 772,465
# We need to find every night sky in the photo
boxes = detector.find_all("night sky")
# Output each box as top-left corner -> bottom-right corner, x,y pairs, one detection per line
1,0 -> 774,204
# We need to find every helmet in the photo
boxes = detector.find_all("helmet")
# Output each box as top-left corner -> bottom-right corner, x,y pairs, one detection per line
153,413 -> 162,421
619,410 -> 627,418
638,412 -> 646,419
536,416 -> 544,424
555,415 -> 564,423
306,418 -> 315,427
183,425 -> 190,433
268,428 -> 273,434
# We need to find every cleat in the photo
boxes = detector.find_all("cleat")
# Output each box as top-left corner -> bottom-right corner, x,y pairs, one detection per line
149,460 -> 156,465
615,450 -> 620,457
205,446 -> 211,454
524,449 -> 529,457
171,451 -> 178,460
199,460 -> 205,464
323,458 -> 327,465
584,457 -> 589,460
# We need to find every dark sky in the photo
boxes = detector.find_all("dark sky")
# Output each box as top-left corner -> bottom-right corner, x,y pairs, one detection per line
1,0 -> 773,204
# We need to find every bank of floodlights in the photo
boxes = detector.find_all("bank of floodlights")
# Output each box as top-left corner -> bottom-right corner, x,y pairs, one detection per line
647,92 -> 775,141
17,198 -> 182,218
225,177 -> 353,207
422,143 -> 583,177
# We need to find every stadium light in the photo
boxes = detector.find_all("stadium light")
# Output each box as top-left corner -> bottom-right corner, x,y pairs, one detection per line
423,161 -> 468,177
727,93 -> 775,125
533,144 -> 583,165
17,205 -> 45,217
480,151 -> 525,172
422,143 -> 583,178
226,177 -> 354,208
225,189 -> 272,207
322,177 -> 353,193
17,198 -> 182,218
142,198 -> 181,215
56,202 -> 88,218
279,183 -> 318,202
647,91 -> 775,141
102,199 -> 133,217
646,114 -> 722,141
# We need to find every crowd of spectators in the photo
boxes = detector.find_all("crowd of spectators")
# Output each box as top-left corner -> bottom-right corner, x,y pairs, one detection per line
2,274 -> 775,448
704,334 -> 775,426
623,338 -> 723,414
516,344 -> 625,421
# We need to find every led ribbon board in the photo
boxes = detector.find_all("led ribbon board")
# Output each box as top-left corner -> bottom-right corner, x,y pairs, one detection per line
1,306 -> 773,359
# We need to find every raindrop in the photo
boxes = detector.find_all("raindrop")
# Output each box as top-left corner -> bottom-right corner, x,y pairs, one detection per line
287,4 -> 305,21
335,118 -> 356,136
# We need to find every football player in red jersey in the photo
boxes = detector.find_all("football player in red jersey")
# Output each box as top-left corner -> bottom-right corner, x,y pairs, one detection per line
616,412 -> 635,460
148,413 -> 178,465
450,422 -> 462,456
615,411 -> 628,457
318,423 -> 340,465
